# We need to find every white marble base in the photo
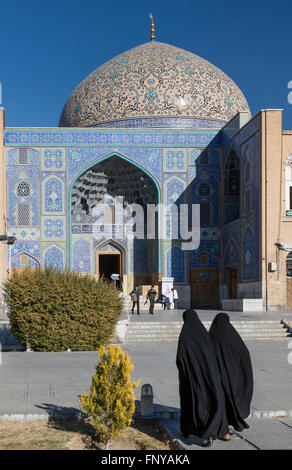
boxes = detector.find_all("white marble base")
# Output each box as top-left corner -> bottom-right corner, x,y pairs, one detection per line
175,285 -> 191,309
222,298 -> 264,312
160,277 -> 174,308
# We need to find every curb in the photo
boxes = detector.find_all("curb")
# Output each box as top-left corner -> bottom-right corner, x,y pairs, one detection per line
0,408 -> 291,423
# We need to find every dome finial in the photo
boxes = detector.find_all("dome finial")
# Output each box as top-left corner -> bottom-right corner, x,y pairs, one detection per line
149,13 -> 155,41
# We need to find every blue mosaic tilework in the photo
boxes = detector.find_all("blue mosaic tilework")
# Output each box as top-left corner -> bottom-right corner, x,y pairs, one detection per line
188,167 -> 197,182
7,148 -> 39,165
241,144 -> 254,216
93,117 -> 226,129
43,245 -> 65,271
7,227 -> 40,241
188,148 -> 204,165
163,149 -> 187,172
73,238 -> 91,273
164,176 -> 186,205
208,149 -> 220,165
7,149 -> 18,165
192,241 -> 221,259
41,217 -> 66,241
7,168 -> 39,226
5,129 -> 219,148
221,124 -> 261,283
7,165 -> 40,180
239,115 -> 260,144
67,147 -> 163,186
219,114 -> 240,144
131,240 -> 148,274
10,241 -> 41,268
41,148 -> 65,171
41,172 -> 65,181
200,228 -> 220,240
241,225 -> 255,280
43,176 -> 64,213
190,170 -> 220,226
166,245 -> 185,283
224,237 -> 240,267
189,249 -> 220,268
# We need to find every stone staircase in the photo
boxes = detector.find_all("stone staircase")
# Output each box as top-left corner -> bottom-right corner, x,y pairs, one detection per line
127,320 -> 290,342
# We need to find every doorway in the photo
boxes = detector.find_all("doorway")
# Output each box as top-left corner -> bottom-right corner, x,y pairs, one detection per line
228,266 -> 238,299
97,252 -> 122,288
190,268 -> 219,308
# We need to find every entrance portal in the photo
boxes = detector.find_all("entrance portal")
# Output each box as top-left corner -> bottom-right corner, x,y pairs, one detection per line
97,252 -> 122,288
71,154 -> 160,287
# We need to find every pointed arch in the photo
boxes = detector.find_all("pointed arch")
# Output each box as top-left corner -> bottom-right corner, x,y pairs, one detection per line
68,152 -> 161,272
224,236 -> 240,267
11,251 -> 40,269
42,174 -> 65,214
224,150 -> 240,224
43,244 -> 65,272
241,224 -> 255,280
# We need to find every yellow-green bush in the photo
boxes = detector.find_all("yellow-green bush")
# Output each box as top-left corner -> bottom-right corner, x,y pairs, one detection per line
80,345 -> 139,446
3,268 -> 122,351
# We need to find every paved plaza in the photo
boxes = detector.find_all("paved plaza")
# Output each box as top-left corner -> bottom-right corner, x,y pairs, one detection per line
0,309 -> 291,449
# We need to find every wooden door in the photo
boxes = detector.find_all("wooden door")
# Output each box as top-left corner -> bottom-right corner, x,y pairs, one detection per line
228,267 -> 238,299
190,268 -> 219,308
287,277 -> 292,310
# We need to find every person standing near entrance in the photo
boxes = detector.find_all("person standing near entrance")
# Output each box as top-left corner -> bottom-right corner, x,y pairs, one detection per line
147,285 -> 157,314
172,288 -> 178,309
130,287 -> 140,314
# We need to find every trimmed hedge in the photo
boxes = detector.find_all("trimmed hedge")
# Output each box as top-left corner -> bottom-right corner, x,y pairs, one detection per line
3,268 -> 123,351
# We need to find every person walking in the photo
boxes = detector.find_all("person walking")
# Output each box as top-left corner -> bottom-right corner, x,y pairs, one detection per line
146,285 -> 157,314
130,287 -> 140,315
176,309 -> 230,447
209,313 -> 253,432
172,288 -> 178,309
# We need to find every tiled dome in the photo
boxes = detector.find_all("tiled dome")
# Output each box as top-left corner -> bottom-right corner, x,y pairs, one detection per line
59,41 -> 250,127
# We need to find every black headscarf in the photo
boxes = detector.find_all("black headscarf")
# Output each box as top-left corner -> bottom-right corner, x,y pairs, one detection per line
209,313 -> 253,431
176,309 -> 229,440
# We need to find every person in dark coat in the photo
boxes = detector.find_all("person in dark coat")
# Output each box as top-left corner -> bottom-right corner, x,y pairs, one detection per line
209,312 -> 253,432
176,309 -> 230,447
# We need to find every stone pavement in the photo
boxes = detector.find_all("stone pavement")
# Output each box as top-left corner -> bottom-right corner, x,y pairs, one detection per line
162,417 -> 292,450
124,308 -> 292,322
0,340 -> 291,418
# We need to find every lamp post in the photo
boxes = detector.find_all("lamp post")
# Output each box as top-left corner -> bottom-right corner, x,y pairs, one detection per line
0,235 -> 16,279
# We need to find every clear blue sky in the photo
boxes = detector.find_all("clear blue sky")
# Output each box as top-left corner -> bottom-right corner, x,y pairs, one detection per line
0,0 -> 292,128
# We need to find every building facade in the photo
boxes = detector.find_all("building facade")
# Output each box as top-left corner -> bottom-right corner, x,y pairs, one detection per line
1,41 -> 292,311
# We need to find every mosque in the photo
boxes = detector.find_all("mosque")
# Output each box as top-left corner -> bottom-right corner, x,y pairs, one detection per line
0,19 -> 292,312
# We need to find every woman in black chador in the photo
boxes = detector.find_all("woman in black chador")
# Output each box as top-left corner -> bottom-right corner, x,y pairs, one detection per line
209,313 -> 253,432
176,309 -> 230,447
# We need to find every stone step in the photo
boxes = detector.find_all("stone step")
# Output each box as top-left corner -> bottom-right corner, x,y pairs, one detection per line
127,331 -> 287,338
128,326 -> 286,332
127,336 -> 290,342
126,319 -> 289,342
128,320 -> 283,326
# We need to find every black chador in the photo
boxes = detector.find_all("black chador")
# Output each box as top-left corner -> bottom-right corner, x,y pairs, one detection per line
209,313 -> 254,431
176,310 -> 229,441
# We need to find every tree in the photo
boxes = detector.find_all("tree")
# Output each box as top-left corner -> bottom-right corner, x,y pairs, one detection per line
80,344 -> 140,448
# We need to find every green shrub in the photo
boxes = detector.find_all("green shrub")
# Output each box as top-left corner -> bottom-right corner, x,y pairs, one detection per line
3,268 -> 123,351
80,345 -> 139,448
